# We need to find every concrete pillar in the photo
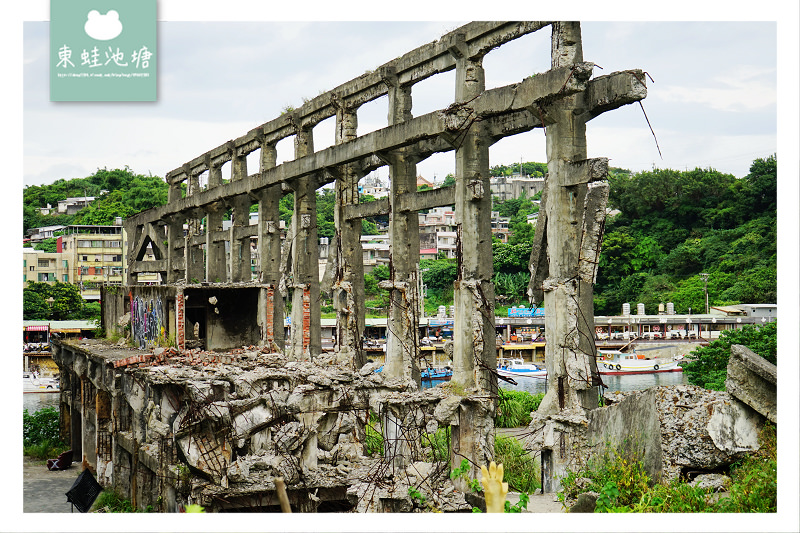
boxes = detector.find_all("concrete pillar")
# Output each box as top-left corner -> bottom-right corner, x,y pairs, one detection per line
205,163 -> 227,283
289,124 -> 321,360
333,105 -> 366,370
449,36 -> 496,393
255,141 -> 285,351
165,214 -> 184,284
229,148 -> 252,282
383,73 -> 421,384
537,21 -> 600,415
185,173 -> 205,283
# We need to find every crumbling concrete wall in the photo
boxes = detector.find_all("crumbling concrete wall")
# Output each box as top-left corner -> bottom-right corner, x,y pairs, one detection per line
726,344 -> 777,424
540,385 -> 768,489
53,339 -> 489,512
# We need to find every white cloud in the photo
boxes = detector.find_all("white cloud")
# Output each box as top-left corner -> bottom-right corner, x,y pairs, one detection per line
658,68 -> 776,112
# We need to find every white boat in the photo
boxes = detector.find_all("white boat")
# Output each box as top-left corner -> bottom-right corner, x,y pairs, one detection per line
497,358 -> 547,379
23,372 -> 60,393
597,350 -> 683,375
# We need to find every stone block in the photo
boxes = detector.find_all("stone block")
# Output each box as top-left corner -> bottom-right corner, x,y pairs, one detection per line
726,344 -> 777,423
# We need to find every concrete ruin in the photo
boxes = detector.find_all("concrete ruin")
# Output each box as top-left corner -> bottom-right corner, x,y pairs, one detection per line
53,21 -> 649,511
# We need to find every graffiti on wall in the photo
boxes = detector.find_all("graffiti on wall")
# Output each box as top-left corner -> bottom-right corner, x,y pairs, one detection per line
131,295 -> 164,349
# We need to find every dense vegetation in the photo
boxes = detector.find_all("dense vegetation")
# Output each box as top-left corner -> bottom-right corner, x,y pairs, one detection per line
23,167 -> 169,234
23,406 -> 68,459
683,322 -> 777,391
595,155 -> 777,315
23,281 -> 100,321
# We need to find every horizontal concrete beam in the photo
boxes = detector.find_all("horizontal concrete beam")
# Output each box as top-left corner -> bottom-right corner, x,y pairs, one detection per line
343,198 -> 390,221
129,64 -> 612,228
165,22 -> 551,184
129,259 -> 166,274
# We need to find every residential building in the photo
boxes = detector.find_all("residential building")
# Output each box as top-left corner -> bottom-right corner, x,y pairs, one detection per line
57,196 -> 95,215
27,225 -> 67,243
58,224 -> 124,300
23,249 -> 71,285
490,211 -> 511,242
361,235 -> 390,273
489,174 -> 545,201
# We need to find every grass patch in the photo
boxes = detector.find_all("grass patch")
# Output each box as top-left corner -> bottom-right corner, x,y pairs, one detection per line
495,389 -> 543,428
494,435 -> 540,493
91,490 -> 155,512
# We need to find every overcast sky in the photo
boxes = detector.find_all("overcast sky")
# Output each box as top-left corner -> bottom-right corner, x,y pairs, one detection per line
21,18 -> 783,188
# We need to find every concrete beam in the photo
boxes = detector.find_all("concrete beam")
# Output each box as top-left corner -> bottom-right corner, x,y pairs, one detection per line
163,22 -> 552,186
127,63 -> 634,228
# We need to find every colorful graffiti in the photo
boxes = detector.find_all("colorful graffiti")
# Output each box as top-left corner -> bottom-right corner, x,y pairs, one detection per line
131,295 -> 164,349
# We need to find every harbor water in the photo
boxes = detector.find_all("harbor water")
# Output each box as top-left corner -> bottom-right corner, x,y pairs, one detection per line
23,392 -> 60,413
497,369 -> 688,395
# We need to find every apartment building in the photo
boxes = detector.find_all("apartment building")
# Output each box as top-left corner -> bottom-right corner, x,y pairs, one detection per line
58,225 -> 124,300
23,249 -> 71,285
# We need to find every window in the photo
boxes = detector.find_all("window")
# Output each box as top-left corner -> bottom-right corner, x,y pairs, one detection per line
78,240 -> 91,247
38,259 -> 50,268
63,274 -> 69,282
38,273 -> 53,282
82,255 -> 88,261
29,266 -> 35,271
23,260 -> 26,267
81,267 -> 89,275
110,240 -> 121,248
63,260 -> 69,268
92,240 -> 103,247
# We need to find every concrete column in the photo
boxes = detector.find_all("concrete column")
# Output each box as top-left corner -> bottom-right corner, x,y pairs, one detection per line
185,173 -> 204,283
383,74 -> 421,384
229,149 -> 252,282
165,214 -> 184,284
450,39 -> 495,393
289,125 -> 321,360
333,105 -> 366,369
205,163 -> 227,283
538,21 -> 600,415
255,141 -> 284,351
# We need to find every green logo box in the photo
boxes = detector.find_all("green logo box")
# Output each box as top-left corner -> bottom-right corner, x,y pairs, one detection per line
50,0 -> 156,101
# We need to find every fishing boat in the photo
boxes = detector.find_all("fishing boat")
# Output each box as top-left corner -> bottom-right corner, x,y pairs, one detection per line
421,366 -> 453,380
23,372 -> 60,393
497,358 -> 547,379
597,348 -> 683,375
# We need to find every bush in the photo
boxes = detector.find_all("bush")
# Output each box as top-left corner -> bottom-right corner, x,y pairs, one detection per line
421,426 -> 450,462
364,411 -> 383,456
559,424 -> 777,513
495,389 -> 543,428
494,436 -> 540,493
23,407 -> 68,459
559,440 -> 650,509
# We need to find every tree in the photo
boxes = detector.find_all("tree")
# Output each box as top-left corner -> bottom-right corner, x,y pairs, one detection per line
24,281 -> 87,321
33,238 -> 58,253
23,291 -> 50,320
682,322 -> 776,391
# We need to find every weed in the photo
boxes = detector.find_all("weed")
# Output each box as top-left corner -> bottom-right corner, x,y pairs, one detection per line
364,411 -> 384,456
494,435 -> 540,493
495,389 -> 543,428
